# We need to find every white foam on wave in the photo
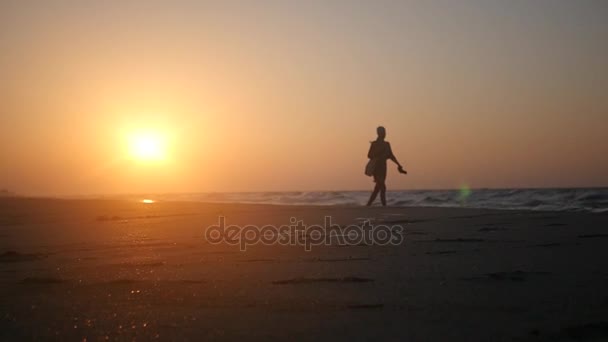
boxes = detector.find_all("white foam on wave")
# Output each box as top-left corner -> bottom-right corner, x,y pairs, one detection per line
144,188 -> 608,213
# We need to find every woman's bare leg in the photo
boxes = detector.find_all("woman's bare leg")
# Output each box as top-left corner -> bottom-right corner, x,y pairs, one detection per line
367,183 -> 381,206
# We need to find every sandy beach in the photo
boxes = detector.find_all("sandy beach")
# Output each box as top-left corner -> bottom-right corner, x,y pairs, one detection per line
0,198 -> 607,341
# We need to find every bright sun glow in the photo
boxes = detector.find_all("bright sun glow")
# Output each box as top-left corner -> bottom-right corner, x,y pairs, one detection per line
127,131 -> 167,161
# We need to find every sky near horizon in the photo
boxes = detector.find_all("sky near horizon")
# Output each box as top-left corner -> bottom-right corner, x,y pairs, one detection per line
1,0 -> 607,195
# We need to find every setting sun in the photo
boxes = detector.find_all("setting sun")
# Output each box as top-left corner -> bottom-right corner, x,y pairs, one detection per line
127,131 -> 167,161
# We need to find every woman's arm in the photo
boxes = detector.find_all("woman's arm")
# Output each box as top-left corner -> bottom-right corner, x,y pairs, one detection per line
387,143 -> 401,167
388,143 -> 407,174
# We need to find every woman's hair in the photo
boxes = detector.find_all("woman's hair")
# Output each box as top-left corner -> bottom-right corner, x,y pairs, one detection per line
376,126 -> 386,139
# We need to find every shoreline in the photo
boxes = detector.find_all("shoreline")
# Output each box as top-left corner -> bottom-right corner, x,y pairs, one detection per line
2,195 -> 606,215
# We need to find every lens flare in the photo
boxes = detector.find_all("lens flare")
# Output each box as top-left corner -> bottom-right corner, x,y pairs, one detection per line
458,184 -> 472,201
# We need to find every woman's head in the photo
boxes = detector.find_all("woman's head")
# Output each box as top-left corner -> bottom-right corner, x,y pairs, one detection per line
376,126 -> 386,140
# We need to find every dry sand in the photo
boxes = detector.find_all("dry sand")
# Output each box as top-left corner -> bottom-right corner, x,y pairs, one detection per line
1,198 -> 607,341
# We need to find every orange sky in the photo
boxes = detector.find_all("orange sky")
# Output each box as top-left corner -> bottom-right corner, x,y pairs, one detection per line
1,1 -> 607,196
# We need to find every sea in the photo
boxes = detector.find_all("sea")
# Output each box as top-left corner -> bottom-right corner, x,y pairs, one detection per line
137,188 -> 608,213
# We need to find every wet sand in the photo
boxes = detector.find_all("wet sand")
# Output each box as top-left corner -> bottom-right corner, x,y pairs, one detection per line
1,198 -> 607,341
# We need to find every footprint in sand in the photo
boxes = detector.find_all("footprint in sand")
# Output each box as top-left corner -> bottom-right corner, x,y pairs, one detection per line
21,276 -> 64,284
272,276 -> 374,285
0,251 -> 47,262
462,270 -> 551,282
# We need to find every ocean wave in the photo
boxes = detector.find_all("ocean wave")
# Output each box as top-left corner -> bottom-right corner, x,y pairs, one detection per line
135,188 -> 608,213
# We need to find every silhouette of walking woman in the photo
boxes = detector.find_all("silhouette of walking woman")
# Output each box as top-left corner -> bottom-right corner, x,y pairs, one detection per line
365,126 -> 406,206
